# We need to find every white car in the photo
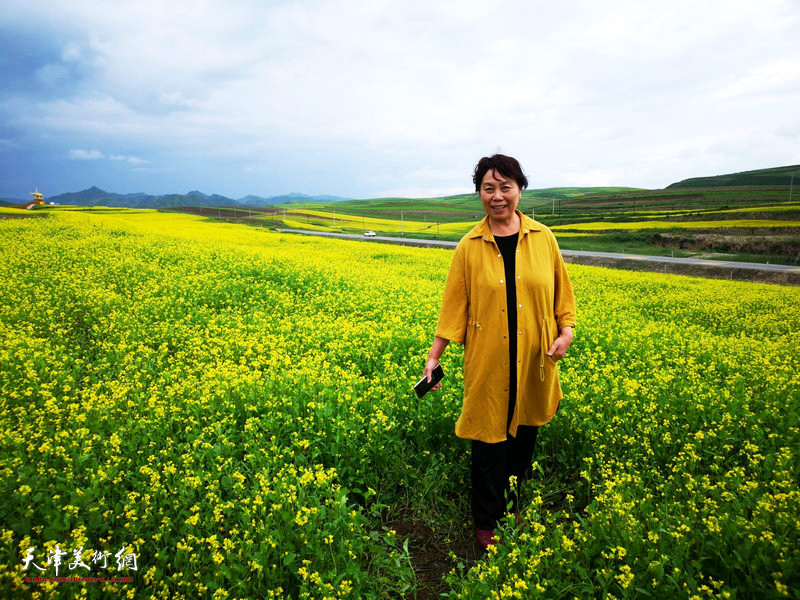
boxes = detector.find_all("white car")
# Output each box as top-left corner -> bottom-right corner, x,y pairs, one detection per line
363,231 -> 376,237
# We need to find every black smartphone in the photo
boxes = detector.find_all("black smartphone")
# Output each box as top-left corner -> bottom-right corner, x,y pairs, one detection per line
414,364 -> 444,398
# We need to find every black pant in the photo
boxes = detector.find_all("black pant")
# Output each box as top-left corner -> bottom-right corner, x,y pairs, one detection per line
471,425 -> 538,530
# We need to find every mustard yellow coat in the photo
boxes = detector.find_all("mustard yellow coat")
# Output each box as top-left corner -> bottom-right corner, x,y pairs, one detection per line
435,211 -> 577,443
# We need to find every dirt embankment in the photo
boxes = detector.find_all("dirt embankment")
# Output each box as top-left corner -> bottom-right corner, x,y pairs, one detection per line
562,254 -> 800,286
654,231 -> 799,257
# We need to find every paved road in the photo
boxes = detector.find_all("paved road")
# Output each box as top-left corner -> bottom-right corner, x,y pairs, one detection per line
275,228 -> 800,274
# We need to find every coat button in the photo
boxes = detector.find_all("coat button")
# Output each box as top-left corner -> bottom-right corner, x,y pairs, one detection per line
497,253 -> 501,257
518,331 -> 522,335
519,304 -> 522,308
500,279 -> 504,284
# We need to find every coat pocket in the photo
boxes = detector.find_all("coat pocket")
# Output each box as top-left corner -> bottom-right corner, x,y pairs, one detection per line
541,317 -> 560,367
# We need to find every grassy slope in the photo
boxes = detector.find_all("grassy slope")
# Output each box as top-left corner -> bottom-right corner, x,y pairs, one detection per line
668,164 -> 800,188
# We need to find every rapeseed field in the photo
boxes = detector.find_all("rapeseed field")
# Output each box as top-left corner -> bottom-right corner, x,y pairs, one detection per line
268,208 -> 472,236
1,208 -> 798,599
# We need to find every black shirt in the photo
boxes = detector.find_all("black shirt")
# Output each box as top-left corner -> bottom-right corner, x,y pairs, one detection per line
494,232 -> 518,427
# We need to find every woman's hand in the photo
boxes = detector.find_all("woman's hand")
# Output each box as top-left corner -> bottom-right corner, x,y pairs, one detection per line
423,336 -> 450,391
547,326 -> 574,361
423,357 -> 443,391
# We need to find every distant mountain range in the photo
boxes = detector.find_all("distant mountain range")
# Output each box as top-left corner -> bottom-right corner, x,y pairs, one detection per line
1,187 -> 351,208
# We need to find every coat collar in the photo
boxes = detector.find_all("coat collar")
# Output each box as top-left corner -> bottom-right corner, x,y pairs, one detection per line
467,209 -> 544,241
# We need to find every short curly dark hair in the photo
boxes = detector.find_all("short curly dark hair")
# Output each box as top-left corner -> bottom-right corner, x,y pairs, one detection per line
472,154 -> 528,192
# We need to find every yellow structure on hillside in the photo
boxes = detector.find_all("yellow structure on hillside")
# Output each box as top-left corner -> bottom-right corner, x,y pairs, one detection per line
30,188 -> 44,206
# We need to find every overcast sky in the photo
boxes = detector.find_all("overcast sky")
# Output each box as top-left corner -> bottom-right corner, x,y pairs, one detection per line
2,0 -> 799,200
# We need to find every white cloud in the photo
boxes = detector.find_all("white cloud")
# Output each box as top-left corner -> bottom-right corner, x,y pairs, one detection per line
713,59 -> 800,101
34,63 -> 69,86
109,154 -> 148,165
61,41 -> 83,62
69,148 -> 104,160
69,148 -> 147,165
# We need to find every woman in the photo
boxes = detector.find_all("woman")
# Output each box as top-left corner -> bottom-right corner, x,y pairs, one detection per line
422,154 -> 576,550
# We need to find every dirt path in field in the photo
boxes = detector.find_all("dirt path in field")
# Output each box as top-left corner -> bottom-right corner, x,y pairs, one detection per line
390,517 -> 481,599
